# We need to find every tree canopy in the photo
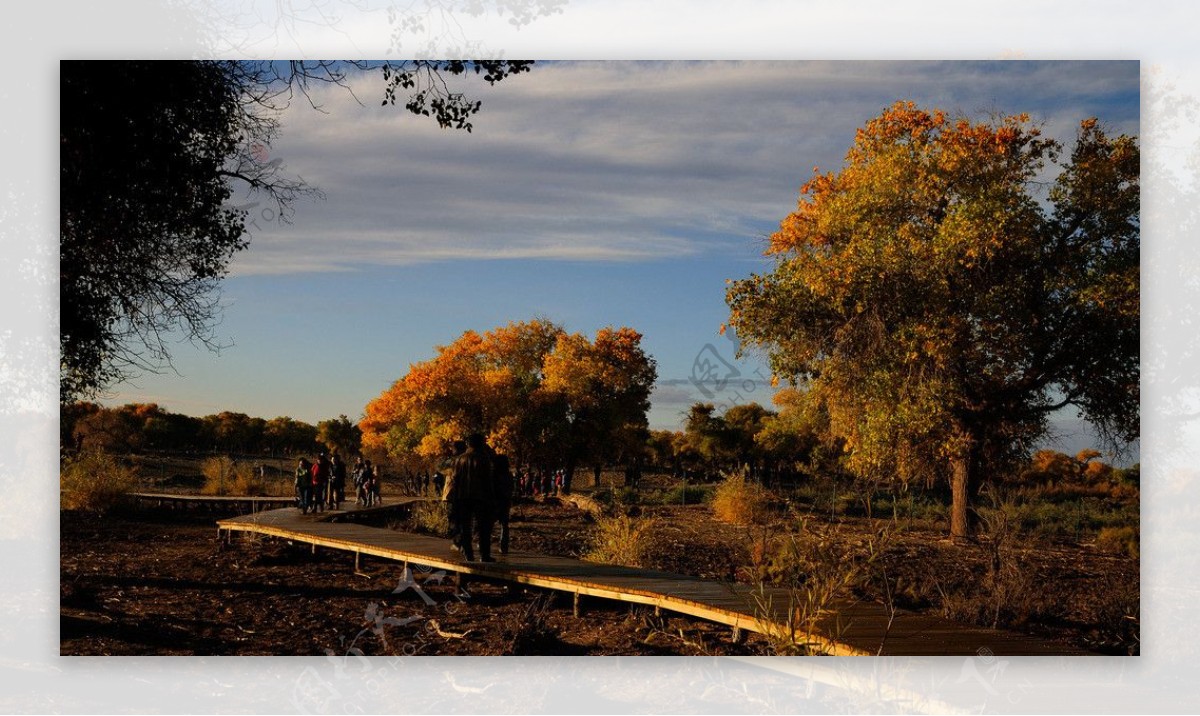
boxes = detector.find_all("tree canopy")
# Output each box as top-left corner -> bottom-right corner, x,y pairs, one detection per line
317,414 -> 363,458
359,319 -> 656,491
726,101 -> 1139,539
62,401 -> 327,457
60,60 -> 532,403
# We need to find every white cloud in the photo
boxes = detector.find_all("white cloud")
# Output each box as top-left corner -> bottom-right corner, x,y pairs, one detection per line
229,60 -> 1139,275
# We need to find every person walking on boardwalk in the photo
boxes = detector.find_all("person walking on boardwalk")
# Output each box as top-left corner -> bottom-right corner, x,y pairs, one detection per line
444,440 -> 467,553
295,458 -> 312,513
312,453 -> 330,513
357,459 -> 373,506
450,433 -> 496,562
493,454 -> 514,556
329,452 -> 347,509
369,464 -> 382,506
351,457 -> 366,505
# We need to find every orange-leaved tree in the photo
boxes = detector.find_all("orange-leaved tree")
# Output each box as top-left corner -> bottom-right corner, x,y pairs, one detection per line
360,319 -> 656,491
727,101 -> 1139,540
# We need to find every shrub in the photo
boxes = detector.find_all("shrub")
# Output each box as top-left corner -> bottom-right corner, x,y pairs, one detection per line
744,520 -> 887,654
1096,526 -> 1139,558
584,514 -> 655,567
660,483 -> 712,506
496,596 -> 557,655
613,486 -> 641,506
711,469 -> 770,525
61,449 -> 139,512
412,497 -> 451,537
201,456 -> 266,495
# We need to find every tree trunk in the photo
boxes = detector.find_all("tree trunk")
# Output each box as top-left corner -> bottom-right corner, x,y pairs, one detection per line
593,465 -> 602,488
950,451 -> 971,542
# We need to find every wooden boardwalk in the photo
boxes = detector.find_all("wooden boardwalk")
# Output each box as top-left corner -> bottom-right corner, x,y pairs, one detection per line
130,492 -> 299,512
216,502 -> 1088,656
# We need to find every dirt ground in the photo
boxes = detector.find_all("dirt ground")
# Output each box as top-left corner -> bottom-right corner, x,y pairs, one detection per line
60,488 -> 1138,656
59,505 -> 771,656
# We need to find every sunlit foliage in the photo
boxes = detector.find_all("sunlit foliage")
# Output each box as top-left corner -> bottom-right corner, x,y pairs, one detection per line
360,319 -> 656,488
727,101 -> 1139,538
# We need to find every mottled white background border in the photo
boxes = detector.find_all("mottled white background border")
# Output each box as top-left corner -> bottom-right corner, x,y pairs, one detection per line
3,0 -> 1196,712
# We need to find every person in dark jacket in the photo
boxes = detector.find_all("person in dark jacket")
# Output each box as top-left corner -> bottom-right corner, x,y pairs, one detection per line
329,452 -> 347,509
493,454 -> 514,555
450,433 -> 495,562
295,458 -> 312,513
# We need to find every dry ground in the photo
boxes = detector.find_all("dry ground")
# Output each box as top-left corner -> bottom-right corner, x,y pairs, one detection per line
61,483 -> 1137,656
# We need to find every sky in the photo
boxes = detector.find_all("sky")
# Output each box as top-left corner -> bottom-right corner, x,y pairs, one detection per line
101,60 -> 1140,451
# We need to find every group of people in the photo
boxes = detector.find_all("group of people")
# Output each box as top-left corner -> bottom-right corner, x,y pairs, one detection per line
292,435 -> 541,562
294,452 -> 381,513
514,467 -> 564,498
443,433 -> 514,563
392,470 -> 446,497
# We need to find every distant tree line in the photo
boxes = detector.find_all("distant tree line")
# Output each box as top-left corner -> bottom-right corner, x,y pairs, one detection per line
642,396 -> 1138,497
61,402 -> 362,459
644,391 -> 829,484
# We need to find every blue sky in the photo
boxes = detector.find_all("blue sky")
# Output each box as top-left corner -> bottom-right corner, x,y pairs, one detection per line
103,60 -> 1140,446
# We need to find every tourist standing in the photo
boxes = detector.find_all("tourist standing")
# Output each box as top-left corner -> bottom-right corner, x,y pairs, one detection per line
312,453 -> 329,513
450,434 -> 495,562
329,452 -> 346,509
370,464 -> 382,505
295,458 -> 312,513
493,454 -> 514,556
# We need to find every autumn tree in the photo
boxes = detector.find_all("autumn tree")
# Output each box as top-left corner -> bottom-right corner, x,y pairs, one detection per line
317,415 -> 363,458
753,388 -> 824,482
360,319 -> 656,492
201,411 -> 266,454
542,326 -> 658,491
646,429 -> 682,474
727,101 -> 1139,540
71,405 -> 144,454
264,416 -> 319,456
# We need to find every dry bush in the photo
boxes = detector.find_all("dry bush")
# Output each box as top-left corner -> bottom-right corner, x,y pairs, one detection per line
495,596 -> 557,655
200,456 -> 265,495
60,449 -> 139,512
1096,526 -> 1139,558
412,497 -> 451,536
937,497 -> 1049,630
711,469 -> 771,525
744,520 -> 888,655
585,514 -> 656,567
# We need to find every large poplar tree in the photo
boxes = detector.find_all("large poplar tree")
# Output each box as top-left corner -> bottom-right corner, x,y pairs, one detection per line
726,101 -> 1139,540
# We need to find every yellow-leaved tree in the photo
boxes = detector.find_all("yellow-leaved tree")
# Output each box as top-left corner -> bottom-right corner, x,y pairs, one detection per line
727,101 -> 1138,540
360,319 -> 656,492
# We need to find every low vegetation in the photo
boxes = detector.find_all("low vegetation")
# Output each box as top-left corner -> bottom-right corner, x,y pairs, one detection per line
711,469 -> 771,525
60,449 -> 139,512
584,514 -> 656,567
412,489 -> 451,536
200,456 -> 267,496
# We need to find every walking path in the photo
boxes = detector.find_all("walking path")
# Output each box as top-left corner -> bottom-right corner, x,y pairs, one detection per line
216,501 -> 1088,655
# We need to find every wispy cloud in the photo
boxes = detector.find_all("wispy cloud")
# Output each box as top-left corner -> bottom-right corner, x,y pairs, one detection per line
229,60 -> 1140,276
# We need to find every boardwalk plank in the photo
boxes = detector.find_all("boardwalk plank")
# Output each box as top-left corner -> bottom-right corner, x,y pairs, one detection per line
217,503 -> 1088,656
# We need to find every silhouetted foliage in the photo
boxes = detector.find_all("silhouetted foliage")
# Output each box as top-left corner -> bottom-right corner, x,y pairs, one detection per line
60,60 -> 532,402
